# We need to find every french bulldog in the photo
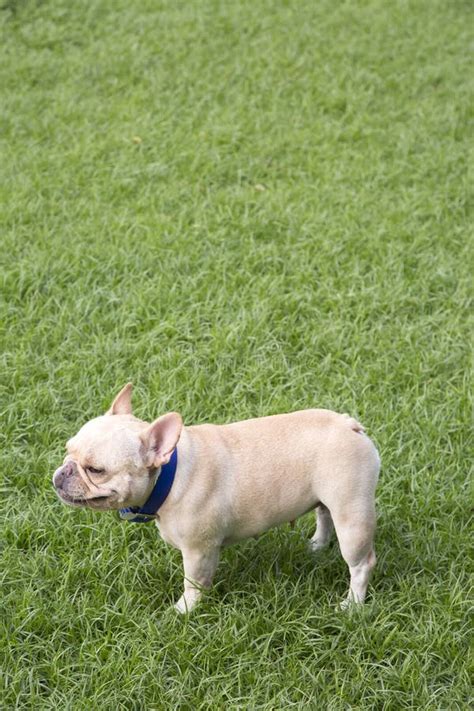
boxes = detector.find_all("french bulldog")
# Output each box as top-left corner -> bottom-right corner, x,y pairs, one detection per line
53,384 -> 380,612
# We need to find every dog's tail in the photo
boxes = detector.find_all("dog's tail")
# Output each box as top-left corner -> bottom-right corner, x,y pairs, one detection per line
341,413 -> 365,433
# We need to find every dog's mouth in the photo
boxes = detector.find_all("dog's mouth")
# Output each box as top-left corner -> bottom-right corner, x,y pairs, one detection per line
55,488 -> 114,508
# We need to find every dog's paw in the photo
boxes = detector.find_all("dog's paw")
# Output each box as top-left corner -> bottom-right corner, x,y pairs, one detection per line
174,594 -> 200,614
338,595 -> 364,612
174,596 -> 189,614
308,539 -> 329,553
338,597 -> 352,611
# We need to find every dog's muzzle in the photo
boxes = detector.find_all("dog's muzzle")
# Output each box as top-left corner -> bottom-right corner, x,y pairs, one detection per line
53,460 -> 76,489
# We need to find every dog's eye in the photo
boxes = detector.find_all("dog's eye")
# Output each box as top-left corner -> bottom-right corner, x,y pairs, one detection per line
87,466 -> 105,475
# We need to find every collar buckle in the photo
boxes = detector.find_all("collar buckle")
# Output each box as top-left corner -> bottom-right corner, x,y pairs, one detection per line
118,508 -> 155,523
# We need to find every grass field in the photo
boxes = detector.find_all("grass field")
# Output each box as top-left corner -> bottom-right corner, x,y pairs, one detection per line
1,0 -> 472,708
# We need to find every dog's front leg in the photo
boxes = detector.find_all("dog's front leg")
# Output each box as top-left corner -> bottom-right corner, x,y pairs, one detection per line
174,546 -> 220,614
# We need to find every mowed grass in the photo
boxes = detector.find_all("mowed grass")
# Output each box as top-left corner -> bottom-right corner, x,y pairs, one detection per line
0,0 -> 472,708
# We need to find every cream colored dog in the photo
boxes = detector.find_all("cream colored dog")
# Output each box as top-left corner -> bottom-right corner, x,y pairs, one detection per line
53,384 -> 380,612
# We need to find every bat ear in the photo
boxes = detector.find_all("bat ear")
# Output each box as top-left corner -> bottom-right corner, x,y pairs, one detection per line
106,383 -> 133,415
141,412 -> 182,467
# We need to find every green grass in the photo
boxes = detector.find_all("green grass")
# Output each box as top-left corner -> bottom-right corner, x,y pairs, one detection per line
0,0 -> 472,708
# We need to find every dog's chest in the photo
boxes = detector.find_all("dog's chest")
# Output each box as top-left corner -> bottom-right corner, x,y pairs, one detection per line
154,519 -> 181,549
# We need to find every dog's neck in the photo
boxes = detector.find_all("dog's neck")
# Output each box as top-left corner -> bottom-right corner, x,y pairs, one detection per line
119,448 -> 178,523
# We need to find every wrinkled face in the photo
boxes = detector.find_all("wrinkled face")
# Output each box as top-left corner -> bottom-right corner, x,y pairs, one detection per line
53,415 -> 152,511
52,383 -> 183,513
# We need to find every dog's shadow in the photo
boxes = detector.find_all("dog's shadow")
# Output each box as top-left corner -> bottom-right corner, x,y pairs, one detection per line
132,512 -> 439,615
135,516 -> 348,612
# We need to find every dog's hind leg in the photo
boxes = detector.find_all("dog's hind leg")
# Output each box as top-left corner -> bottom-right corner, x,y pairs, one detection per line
331,504 -> 376,607
308,503 -> 334,552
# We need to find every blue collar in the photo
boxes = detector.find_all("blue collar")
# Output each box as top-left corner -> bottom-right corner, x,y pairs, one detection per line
119,448 -> 178,523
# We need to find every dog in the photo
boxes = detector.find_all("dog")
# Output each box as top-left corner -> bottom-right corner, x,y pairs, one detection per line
53,384 -> 380,612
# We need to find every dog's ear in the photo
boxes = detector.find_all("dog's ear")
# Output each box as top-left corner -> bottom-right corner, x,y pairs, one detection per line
106,383 -> 133,415
141,412 -> 182,467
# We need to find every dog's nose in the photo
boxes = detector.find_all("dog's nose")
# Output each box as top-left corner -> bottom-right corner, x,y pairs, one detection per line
53,461 -> 75,488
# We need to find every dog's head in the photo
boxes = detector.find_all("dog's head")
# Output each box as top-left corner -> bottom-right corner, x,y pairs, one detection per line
52,384 -> 182,511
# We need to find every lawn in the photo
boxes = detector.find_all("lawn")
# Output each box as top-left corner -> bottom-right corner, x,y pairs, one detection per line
0,0 -> 472,708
